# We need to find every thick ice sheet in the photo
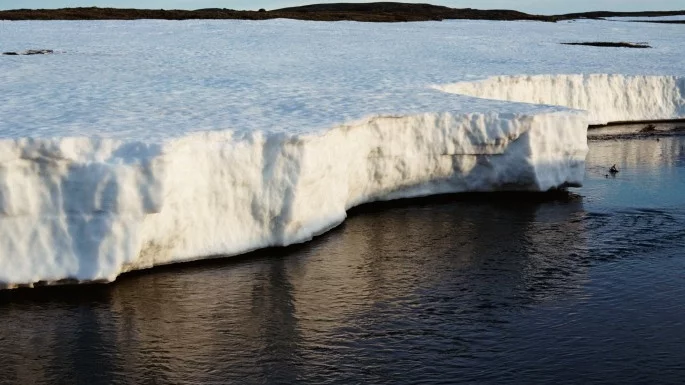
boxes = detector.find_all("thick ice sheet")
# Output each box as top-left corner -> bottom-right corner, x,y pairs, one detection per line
437,74 -> 685,125
1,18 -> 683,139
0,18 -> 683,287
606,15 -> 685,21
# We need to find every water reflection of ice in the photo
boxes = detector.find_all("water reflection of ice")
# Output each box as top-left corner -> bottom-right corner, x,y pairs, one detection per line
588,132 -> 684,169
584,134 -> 685,209
1,134 -> 685,384
589,122 -> 685,138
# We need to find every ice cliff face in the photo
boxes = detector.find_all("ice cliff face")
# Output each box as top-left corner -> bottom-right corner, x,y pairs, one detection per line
437,75 -> 685,125
0,111 -> 588,286
0,19 -> 683,287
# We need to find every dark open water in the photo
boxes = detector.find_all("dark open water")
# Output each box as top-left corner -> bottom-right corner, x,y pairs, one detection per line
1,133 -> 684,385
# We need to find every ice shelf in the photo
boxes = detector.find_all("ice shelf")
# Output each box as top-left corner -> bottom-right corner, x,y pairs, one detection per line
0,19 -> 682,287
436,74 -> 685,125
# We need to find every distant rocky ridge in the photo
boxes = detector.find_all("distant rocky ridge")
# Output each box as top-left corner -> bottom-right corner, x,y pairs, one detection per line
0,3 -> 556,22
0,2 -> 683,22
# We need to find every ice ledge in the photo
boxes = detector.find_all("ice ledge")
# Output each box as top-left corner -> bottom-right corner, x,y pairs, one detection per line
436,74 -> 685,125
0,108 -> 588,288
6,72 -> 685,288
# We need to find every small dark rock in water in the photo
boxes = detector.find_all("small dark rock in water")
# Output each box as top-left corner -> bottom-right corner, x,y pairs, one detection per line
3,49 -> 54,56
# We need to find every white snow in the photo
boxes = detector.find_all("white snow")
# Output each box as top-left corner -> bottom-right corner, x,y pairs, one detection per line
436,74 -> 685,125
606,15 -> 685,22
0,18 -> 683,287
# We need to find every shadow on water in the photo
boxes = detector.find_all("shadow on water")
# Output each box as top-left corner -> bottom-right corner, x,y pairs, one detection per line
0,190 -> 579,301
1,135 -> 685,384
0,190 -> 594,384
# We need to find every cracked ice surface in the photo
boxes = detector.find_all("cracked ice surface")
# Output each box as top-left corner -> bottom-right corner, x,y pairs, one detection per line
0,18 -> 682,287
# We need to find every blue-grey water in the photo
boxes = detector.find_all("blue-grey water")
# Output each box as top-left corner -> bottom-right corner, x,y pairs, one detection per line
1,133 -> 684,385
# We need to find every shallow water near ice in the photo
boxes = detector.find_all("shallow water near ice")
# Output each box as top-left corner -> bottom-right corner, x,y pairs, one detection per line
1,134 -> 684,384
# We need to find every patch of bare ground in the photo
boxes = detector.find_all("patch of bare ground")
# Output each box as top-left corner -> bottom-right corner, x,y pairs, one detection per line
561,41 -> 651,48
3,49 -> 54,55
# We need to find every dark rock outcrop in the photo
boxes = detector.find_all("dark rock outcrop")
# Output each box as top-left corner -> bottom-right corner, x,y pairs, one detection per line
561,42 -> 651,48
3,49 -> 54,55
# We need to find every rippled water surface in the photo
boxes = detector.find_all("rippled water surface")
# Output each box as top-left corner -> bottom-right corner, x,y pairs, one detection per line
1,134 -> 685,385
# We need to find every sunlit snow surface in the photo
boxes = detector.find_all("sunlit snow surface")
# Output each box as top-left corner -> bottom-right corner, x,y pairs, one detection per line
606,15 -> 685,22
0,19 -> 683,287
1,19 -> 684,138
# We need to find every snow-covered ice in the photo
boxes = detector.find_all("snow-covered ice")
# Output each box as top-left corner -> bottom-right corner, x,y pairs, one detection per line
606,15 -> 685,22
436,74 -> 685,125
0,18 -> 683,287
